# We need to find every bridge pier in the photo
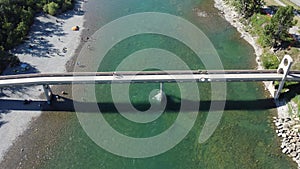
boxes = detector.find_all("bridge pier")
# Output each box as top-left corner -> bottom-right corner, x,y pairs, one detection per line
274,55 -> 293,99
156,82 -> 164,102
160,82 -> 163,98
43,84 -> 53,104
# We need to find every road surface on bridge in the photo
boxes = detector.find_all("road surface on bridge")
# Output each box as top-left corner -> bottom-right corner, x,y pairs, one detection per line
0,70 -> 300,87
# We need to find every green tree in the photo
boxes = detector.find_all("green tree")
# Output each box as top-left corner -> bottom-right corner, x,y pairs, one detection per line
44,2 -> 60,16
61,0 -> 74,12
232,0 -> 264,18
43,3 -> 48,13
16,21 -> 29,38
263,6 -> 297,47
0,0 -> 75,72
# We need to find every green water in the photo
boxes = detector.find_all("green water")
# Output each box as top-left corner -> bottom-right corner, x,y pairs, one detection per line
42,0 -> 296,168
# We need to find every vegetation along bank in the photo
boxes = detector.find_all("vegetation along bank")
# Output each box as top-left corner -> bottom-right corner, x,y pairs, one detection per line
0,0 -> 74,74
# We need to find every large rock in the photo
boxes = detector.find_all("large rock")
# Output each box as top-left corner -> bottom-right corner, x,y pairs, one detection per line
290,138 -> 297,144
282,148 -> 288,154
283,123 -> 289,128
275,122 -> 282,127
291,151 -> 297,157
291,143 -> 297,151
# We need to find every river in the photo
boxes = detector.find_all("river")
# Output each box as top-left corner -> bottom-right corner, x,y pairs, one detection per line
16,0 -> 300,168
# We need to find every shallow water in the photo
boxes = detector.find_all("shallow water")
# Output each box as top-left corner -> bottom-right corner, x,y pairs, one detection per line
41,0 -> 296,168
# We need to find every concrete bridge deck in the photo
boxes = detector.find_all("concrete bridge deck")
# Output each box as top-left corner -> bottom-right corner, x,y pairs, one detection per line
1,55 -> 298,103
0,70 -> 299,87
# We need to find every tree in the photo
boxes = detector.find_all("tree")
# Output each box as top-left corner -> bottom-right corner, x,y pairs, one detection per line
43,2 -> 60,16
233,0 -> 264,18
16,21 -> 29,38
263,6 -> 297,47
43,4 -> 48,13
0,0 -> 75,72
61,0 -> 74,12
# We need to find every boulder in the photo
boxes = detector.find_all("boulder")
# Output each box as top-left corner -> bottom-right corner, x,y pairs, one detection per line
291,151 -> 297,157
282,148 -> 288,154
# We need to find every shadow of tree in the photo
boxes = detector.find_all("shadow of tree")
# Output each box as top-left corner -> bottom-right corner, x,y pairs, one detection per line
0,110 -> 10,128
289,35 -> 300,48
260,5 -> 278,16
12,19 -> 65,58
281,83 -> 300,102
3,62 -> 40,75
8,0 -> 85,59
0,85 -> 40,99
0,62 -> 40,99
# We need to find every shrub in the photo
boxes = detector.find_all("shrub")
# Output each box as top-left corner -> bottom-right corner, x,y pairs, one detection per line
43,2 -> 60,16
0,50 -> 20,74
43,4 -> 49,13
61,0 -> 74,12
261,53 -> 280,69
0,0 -> 75,73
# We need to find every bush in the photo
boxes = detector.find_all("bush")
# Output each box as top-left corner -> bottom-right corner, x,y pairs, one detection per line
261,53 -> 280,69
43,4 -> 49,13
0,50 -> 20,74
44,2 -> 60,16
0,0 -> 75,73
61,0 -> 74,12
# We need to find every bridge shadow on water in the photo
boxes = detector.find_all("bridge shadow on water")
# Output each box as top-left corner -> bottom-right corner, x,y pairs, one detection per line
0,95 -> 277,113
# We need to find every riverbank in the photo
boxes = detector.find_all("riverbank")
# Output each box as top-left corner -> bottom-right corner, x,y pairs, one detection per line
0,0 -> 85,164
214,0 -> 300,168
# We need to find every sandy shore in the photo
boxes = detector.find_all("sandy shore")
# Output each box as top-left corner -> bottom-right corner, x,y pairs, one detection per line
214,0 -> 300,167
0,0 -> 85,163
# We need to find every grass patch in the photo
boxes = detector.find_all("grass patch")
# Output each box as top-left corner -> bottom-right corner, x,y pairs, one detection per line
261,53 -> 280,69
249,13 -> 271,36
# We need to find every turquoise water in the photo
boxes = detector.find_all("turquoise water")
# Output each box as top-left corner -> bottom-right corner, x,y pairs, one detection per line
42,0 -> 296,168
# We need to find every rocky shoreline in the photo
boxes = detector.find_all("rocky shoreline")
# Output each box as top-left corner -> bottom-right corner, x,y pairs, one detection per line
274,115 -> 300,167
214,0 -> 300,168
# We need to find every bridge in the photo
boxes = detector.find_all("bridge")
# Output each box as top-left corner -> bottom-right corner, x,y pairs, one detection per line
0,55 -> 299,104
